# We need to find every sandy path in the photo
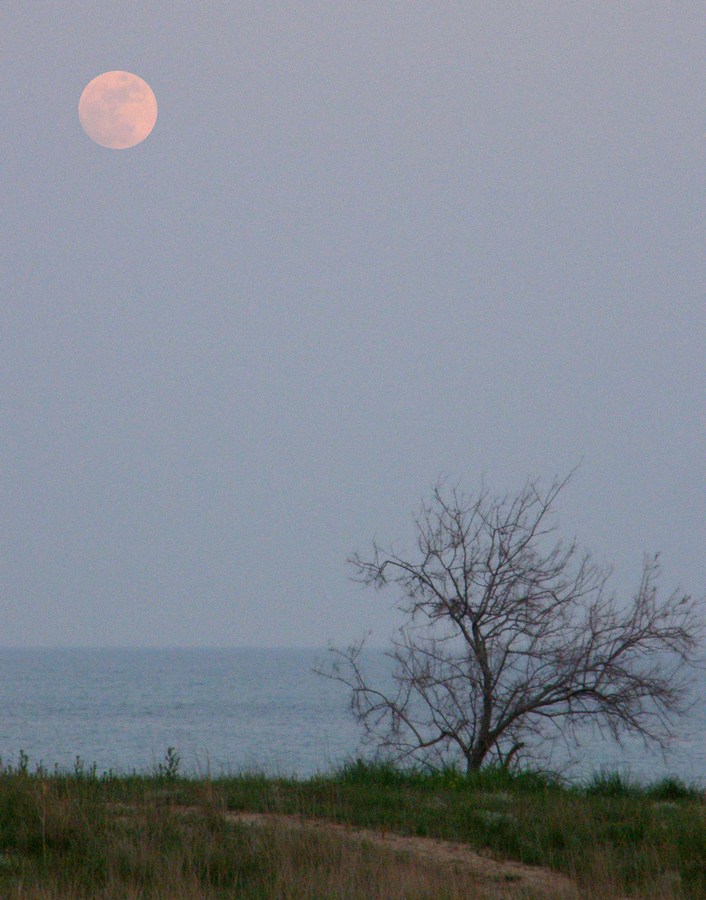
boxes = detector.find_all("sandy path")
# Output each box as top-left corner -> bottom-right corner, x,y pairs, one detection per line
225,809 -> 580,898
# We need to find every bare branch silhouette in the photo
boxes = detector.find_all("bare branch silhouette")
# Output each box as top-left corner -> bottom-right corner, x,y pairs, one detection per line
317,473 -> 704,774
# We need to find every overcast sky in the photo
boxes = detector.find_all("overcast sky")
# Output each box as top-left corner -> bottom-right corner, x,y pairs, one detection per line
2,2 -> 704,648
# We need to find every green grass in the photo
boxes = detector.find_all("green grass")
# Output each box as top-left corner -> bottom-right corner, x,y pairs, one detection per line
0,752 -> 704,897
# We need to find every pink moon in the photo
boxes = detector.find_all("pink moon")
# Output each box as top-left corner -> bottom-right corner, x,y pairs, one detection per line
78,71 -> 157,150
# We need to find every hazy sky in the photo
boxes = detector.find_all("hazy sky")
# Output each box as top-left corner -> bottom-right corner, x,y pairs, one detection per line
2,3 -> 704,648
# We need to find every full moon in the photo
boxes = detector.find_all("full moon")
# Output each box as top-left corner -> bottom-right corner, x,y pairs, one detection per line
78,71 -> 157,149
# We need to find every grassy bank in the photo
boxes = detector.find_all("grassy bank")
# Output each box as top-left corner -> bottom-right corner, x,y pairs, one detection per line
0,753 -> 704,897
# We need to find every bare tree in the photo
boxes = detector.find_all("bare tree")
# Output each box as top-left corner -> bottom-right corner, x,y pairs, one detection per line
318,474 -> 704,774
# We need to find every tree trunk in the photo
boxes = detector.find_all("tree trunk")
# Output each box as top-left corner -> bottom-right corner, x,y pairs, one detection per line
466,742 -> 490,774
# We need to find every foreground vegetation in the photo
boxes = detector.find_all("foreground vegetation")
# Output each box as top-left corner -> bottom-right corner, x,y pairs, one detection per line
0,752 -> 704,898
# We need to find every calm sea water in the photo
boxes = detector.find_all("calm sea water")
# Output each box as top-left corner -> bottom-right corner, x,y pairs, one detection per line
1,648 -> 704,786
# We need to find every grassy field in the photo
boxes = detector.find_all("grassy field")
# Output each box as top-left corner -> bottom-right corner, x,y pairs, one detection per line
0,752 -> 704,898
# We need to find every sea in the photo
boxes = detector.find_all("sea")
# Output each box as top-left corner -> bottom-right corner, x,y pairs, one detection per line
1,648 -> 704,787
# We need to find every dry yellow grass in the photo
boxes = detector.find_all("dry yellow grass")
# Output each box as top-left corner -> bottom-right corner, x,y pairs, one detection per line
2,764 -> 703,898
